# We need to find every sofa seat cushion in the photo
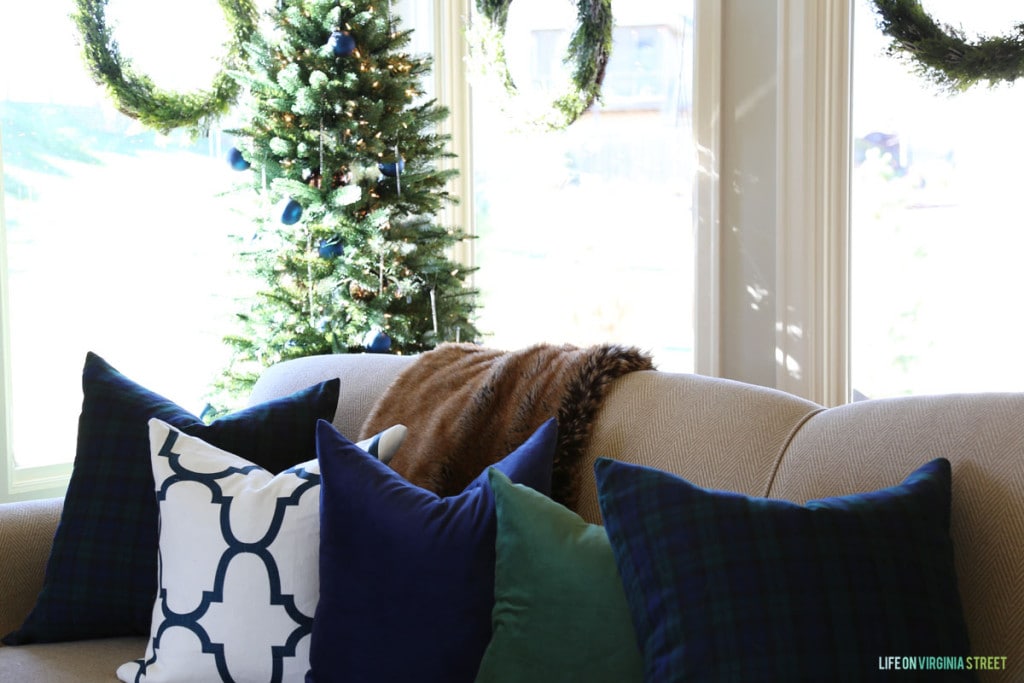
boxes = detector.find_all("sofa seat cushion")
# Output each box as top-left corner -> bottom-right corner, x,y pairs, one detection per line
0,637 -> 146,682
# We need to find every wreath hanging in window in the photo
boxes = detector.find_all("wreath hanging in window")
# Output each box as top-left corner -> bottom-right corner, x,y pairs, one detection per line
72,0 -> 259,133
471,0 -> 613,129
872,0 -> 1024,92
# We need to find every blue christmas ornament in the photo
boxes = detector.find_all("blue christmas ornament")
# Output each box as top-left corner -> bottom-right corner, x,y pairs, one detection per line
279,198 -> 303,225
318,239 -> 344,259
227,146 -> 250,171
327,31 -> 356,57
378,158 -> 405,177
363,328 -> 391,353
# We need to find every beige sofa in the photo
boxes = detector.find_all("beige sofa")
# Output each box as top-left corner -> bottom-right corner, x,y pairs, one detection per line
1,353 -> 1022,681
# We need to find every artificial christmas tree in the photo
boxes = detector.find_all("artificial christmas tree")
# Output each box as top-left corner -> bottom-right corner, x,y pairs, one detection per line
219,0 -> 478,396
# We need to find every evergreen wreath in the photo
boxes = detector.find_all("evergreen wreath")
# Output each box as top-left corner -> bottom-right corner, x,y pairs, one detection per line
72,0 -> 259,133
473,0 -> 613,128
872,0 -> 1024,91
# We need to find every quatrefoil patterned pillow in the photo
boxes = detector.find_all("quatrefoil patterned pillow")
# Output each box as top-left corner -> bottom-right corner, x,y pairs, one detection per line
116,418 -> 400,683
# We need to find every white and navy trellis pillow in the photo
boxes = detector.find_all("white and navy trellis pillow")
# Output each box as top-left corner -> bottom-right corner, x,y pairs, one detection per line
117,418 -> 403,683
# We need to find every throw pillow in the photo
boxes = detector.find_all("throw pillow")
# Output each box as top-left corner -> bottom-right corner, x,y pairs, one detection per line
116,419 -> 390,683
307,418 -> 558,683
5,352 -> 379,644
594,457 -> 976,682
475,468 -> 643,683
359,422 -> 407,464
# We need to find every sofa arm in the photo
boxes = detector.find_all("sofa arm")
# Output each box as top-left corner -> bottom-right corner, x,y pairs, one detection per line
0,497 -> 62,641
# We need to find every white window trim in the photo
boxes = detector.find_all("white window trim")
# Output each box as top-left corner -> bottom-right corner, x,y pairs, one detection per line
694,0 -> 851,405
774,0 -> 852,407
693,0 -> 723,378
432,0 -> 475,277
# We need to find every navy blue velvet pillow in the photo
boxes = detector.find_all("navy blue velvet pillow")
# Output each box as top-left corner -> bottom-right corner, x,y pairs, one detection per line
595,457 -> 975,682
3,352 -> 340,644
308,418 -> 557,683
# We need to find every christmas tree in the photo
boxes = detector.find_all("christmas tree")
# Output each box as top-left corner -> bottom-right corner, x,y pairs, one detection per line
219,0 -> 478,396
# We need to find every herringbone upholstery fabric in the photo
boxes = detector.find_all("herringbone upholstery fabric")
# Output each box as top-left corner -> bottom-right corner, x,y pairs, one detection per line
0,498 -> 62,638
0,637 -> 145,681
248,352 -> 414,439
578,370 -> 821,524
772,394 -> 1024,682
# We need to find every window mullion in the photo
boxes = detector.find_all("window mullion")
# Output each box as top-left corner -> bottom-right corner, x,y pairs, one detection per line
0,121 -> 14,500
433,0 -> 475,276
693,0 -> 723,378
774,0 -> 852,407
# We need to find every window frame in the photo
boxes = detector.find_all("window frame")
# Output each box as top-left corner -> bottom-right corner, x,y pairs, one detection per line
773,0 -> 852,407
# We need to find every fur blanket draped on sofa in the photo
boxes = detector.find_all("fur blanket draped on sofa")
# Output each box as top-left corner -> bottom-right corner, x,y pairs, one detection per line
359,342 -> 654,507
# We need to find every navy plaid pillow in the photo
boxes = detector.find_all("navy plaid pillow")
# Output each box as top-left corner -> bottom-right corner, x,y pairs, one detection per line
595,458 -> 976,682
2,352 -> 340,644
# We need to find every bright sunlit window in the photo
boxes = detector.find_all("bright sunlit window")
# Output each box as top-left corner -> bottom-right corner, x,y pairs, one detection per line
470,0 -> 696,372
0,0 -> 253,488
851,0 -> 1024,398
1,0 -> 696,500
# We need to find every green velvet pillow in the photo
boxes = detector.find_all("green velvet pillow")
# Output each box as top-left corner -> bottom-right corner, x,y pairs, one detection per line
475,469 -> 643,683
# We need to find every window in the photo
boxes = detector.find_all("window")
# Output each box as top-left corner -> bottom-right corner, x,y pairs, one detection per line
469,0 -> 696,371
1,0 -> 252,499
2,0 -> 699,501
850,0 -> 1024,397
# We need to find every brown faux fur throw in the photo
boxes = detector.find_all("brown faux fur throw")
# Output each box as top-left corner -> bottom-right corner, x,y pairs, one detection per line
359,342 -> 655,508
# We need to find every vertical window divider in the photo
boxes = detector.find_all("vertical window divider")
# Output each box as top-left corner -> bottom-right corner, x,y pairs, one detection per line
693,0 -> 723,378
774,0 -> 852,407
0,121 -> 13,499
432,0 -> 475,281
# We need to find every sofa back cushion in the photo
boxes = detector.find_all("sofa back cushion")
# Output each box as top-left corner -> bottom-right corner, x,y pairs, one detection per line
772,394 -> 1024,682
578,370 -> 821,523
248,353 -> 413,439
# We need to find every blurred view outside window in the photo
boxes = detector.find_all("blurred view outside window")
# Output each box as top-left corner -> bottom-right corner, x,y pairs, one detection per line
1,0 -> 696,481
851,0 -> 1024,398
0,0 -> 252,471
470,0 -> 696,372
